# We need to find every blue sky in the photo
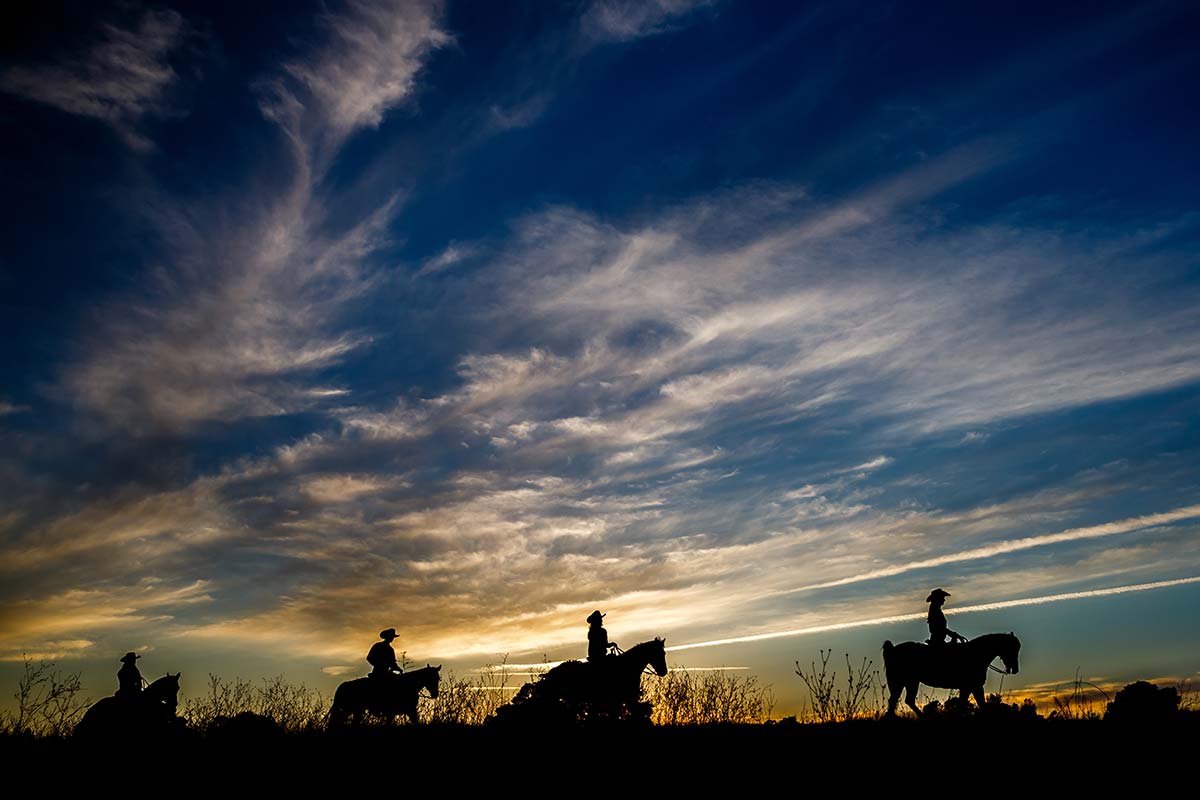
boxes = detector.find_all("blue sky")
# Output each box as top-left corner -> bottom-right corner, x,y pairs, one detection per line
1,0 -> 1198,715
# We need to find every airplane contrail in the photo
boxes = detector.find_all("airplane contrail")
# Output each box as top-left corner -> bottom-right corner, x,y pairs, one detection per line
783,505 -> 1200,594
665,575 -> 1200,652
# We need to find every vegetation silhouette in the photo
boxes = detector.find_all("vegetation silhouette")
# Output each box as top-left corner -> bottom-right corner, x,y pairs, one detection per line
74,672 -> 182,738
206,710 -> 286,741
328,664 -> 441,727
795,649 -> 882,722
883,632 -> 1020,716
184,673 -> 329,733
1,657 -> 91,736
644,667 -> 775,724
1105,680 -> 1182,723
495,638 -> 668,726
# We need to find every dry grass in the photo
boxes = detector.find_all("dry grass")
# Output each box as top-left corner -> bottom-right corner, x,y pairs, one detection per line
182,674 -> 328,732
642,668 -> 776,725
419,660 -> 525,725
1046,670 -> 1109,721
795,650 -> 885,722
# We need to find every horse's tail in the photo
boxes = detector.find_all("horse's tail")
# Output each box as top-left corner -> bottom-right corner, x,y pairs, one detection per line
328,684 -> 352,729
881,640 -> 896,692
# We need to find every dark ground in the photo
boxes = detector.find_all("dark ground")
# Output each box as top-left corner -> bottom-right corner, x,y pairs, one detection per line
3,717 -> 1194,791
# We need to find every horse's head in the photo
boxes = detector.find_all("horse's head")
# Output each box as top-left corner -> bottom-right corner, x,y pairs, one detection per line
147,672 -> 182,711
1000,633 -> 1021,675
649,638 -> 668,677
424,665 -> 442,698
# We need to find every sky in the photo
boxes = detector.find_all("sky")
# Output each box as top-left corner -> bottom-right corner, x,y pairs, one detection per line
1,0 -> 1198,717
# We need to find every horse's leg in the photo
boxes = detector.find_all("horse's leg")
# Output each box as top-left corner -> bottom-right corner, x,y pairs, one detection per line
904,683 -> 921,716
972,686 -> 985,708
887,681 -> 901,716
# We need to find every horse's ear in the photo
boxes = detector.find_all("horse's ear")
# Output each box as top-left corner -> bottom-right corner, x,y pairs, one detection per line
436,664 -> 442,670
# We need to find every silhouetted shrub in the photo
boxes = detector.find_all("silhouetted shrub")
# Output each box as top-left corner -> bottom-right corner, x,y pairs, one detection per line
1177,679 -> 1199,714
420,661 -> 521,725
795,650 -> 883,722
1105,681 -> 1181,724
642,669 -> 775,725
182,674 -> 327,733
978,693 -> 1042,721
0,656 -> 90,737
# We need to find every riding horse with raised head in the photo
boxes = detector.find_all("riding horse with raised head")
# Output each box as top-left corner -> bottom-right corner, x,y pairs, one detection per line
883,632 -> 1020,716
328,665 -> 441,727
75,673 -> 182,738
504,638 -> 669,723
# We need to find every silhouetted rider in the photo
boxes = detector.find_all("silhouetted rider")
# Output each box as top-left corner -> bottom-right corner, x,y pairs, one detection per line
587,610 -> 618,661
367,628 -> 403,678
116,652 -> 143,699
926,588 -> 966,646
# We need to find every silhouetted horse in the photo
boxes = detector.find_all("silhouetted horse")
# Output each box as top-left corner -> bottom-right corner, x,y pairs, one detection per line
503,638 -> 668,724
75,673 -> 182,738
883,632 -> 1020,716
328,665 -> 441,727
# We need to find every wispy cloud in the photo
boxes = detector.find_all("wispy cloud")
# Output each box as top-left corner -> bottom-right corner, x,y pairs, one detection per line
0,401 -> 29,417
667,576 -> 1200,652
786,505 -> 1200,593
0,8 -> 190,149
262,0 -> 449,152
0,579 -> 211,661
417,242 -> 478,276
581,0 -> 715,43
61,2 -> 451,433
30,154 -> 1200,668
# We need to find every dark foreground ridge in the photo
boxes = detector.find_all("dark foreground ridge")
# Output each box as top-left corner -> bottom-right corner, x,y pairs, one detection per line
4,715 -> 1196,790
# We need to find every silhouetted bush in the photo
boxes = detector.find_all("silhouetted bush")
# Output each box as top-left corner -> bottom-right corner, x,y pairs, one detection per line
979,694 -> 1041,721
420,661 -> 521,725
795,650 -> 883,722
1177,678 -> 1198,714
182,674 -> 327,733
0,656 -> 90,737
642,669 -> 775,725
1105,681 -> 1181,724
